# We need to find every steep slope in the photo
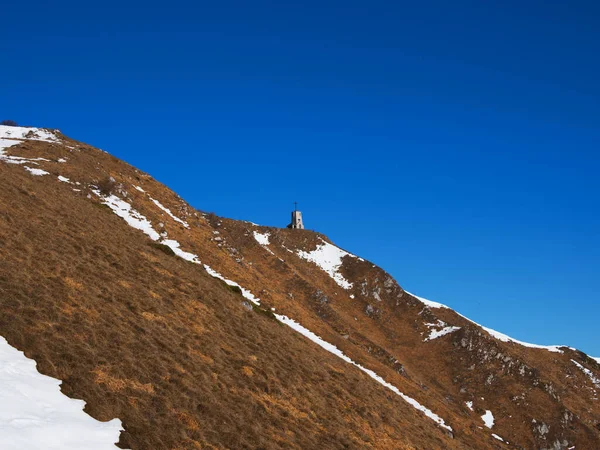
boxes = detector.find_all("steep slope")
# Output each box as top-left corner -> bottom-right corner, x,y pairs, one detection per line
1,125 -> 599,449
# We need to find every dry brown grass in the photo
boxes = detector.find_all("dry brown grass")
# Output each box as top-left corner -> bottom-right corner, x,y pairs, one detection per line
241,366 -> 254,377
0,159 -> 439,450
1,138 -> 598,449
92,367 -> 155,394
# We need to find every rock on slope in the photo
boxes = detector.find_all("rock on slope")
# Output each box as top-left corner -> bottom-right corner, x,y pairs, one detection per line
1,125 -> 599,449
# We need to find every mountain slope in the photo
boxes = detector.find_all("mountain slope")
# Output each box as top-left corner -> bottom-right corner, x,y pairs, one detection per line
1,125 -> 599,449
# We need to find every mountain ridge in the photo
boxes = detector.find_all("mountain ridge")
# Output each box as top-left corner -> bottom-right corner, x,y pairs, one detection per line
1,125 -> 599,449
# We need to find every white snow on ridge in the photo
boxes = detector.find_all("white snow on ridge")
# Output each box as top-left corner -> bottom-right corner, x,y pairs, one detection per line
1,127 -> 58,167
593,357 -> 600,364
0,125 -> 59,142
481,410 -> 495,429
571,359 -> 600,388
0,336 -> 123,450
479,325 -> 564,353
297,239 -> 356,289
408,291 -> 564,353
149,197 -> 189,228
407,291 -> 449,309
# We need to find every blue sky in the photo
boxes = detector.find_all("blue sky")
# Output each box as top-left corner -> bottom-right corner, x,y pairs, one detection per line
2,1 -> 599,356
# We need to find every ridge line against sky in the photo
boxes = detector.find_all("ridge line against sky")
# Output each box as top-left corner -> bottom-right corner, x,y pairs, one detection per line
1,0 -> 599,355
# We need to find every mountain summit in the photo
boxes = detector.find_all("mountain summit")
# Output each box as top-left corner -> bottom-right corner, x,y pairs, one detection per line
1,125 -> 599,449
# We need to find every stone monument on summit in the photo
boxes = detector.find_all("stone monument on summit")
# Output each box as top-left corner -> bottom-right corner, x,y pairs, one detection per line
288,202 -> 304,229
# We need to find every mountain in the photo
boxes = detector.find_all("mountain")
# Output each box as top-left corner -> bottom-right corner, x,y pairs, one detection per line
1,125 -> 599,450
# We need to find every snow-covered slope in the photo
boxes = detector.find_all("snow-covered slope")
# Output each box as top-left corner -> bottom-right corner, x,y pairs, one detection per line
0,337 -> 123,450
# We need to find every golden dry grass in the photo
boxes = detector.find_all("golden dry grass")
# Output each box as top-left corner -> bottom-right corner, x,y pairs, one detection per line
0,159 -> 455,450
1,137 -> 598,449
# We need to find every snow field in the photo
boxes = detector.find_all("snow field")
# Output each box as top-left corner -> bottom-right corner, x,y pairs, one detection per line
0,337 -> 123,450
296,239 -> 357,289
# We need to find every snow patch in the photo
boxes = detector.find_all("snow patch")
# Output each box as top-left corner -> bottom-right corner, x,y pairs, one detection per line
203,265 -> 262,305
0,125 -> 59,142
424,320 -> 460,342
58,175 -> 70,183
24,166 -> 49,176
481,410 -> 495,428
297,239 -> 356,289
0,336 -> 123,450
161,239 -> 200,263
408,291 -> 564,353
1,140 -> 51,165
492,434 -> 505,442
0,138 -> 19,153
571,359 -> 600,388
465,401 -> 473,411
93,191 -> 161,241
253,231 -> 270,246
134,186 -> 145,192
407,291 -> 449,309
0,127 -> 56,170
149,198 -> 189,228
426,326 -> 460,341
253,231 -> 280,258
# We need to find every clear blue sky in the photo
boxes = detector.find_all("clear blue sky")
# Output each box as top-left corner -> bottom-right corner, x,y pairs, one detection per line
2,1 -> 599,356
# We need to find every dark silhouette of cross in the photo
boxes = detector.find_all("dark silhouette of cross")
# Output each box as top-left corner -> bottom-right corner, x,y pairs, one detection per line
294,201 -> 298,211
